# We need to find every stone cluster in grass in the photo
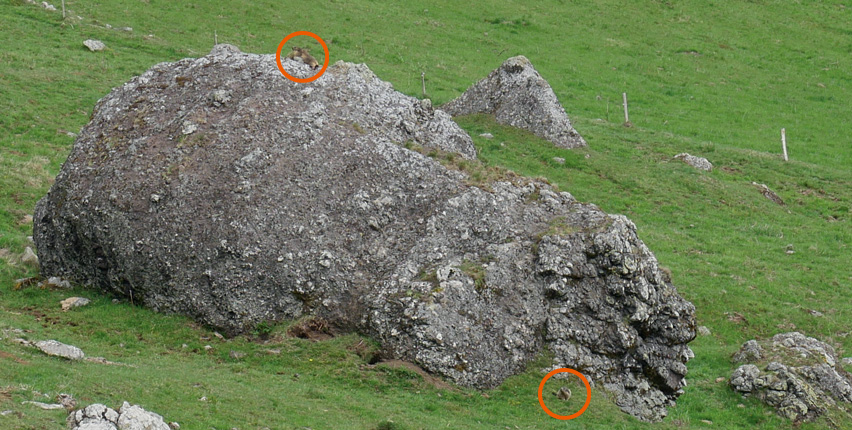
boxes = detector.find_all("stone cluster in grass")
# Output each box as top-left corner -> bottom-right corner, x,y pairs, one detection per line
730,332 -> 852,424
67,402 -> 174,430
34,45 -> 695,421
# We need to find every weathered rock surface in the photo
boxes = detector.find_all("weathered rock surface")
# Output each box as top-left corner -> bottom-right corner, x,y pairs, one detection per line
674,153 -> 712,172
35,45 -> 694,421
443,56 -> 586,149
730,332 -> 852,424
35,339 -> 84,360
67,402 -> 171,430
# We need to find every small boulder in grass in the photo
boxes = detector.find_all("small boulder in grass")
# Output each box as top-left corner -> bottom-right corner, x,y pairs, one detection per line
674,153 -> 712,171
83,39 -> 106,52
35,340 -> 85,360
61,297 -> 91,311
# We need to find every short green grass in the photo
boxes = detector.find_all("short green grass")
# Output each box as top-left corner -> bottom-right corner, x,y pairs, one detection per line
1,0 -> 851,429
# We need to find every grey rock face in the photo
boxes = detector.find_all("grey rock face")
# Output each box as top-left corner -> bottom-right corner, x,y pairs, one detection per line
730,332 -> 852,423
35,45 -> 694,421
67,403 -> 171,430
673,153 -> 712,172
35,340 -> 84,360
443,55 -> 586,149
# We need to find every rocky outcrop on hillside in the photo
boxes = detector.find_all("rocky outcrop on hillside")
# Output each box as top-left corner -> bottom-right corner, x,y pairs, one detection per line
443,55 -> 586,149
730,332 -> 852,424
34,45 -> 694,421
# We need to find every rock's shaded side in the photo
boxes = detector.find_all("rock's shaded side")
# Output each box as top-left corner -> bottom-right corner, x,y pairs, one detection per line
730,332 -> 852,423
443,55 -> 586,149
35,45 -> 694,421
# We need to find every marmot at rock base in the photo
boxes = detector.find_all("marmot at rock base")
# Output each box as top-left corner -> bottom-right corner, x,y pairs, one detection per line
285,46 -> 320,70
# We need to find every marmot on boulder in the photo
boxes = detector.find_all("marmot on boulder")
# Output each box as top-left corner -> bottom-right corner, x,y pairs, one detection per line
285,46 -> 320,70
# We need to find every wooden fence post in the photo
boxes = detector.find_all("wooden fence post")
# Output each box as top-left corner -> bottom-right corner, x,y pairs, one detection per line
781,128 -> 788,162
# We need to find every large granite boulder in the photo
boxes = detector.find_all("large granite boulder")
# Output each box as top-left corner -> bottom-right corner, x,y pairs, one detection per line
730,332 -> 852,424
443,55 -> 586,149
34,45 -> 694,421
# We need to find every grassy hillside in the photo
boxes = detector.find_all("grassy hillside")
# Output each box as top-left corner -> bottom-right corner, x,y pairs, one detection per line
1,0 -> 850,429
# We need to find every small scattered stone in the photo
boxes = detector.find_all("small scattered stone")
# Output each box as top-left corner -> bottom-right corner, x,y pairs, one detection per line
35,339 -> 85,360
479,133 -> 494,139
203,345 -> 213,351
674,153 -> 713,171
1,410 -> 17,416
841,357 -> 852,366
213,332 -> 225,340
715,377 -> 726,383
19,214 -> 33,225
700,420 -> 713,425
698,326 -> 712,336
41,1 -> 56,11
229,350 -> 246,359
61,297 -> 91,311
169,423 -> 181,430
265,349 -> 281,355
22,401 -> 64,410
21,246 -> 39,266
119,27 -> 133,32
42,276 -> 72,289
83,39 -> 106,52
552,157 -> 565,165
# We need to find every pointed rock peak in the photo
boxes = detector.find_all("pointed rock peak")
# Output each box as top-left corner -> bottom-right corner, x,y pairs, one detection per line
443,56 -> 586,149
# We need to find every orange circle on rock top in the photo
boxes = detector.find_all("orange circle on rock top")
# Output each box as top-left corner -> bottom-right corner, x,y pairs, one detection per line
537,368 -> 592,420
275,31 -> 329,83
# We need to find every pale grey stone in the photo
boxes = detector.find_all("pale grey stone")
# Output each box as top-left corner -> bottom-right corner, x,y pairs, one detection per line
21,246 -> 39,266
83,40 -> 106,52
117,402 -> 170,430
673,153 -> 712,171
697,326 -> 711,336
35,339 -> 84,360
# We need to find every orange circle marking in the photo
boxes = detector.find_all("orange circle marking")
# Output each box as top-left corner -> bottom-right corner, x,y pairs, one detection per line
537,368 -> 591,420
275,31 -> 329,83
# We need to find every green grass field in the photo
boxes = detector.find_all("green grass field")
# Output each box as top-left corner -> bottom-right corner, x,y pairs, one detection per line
1,0 -> 851,429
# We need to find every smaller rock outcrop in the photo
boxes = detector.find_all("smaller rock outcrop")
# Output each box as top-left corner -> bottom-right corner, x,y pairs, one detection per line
443,56 -> 586,149
61,297 -> 91,311
674,153 -> 712,171
730,332 -> 852,424
67,402 -> 172,430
